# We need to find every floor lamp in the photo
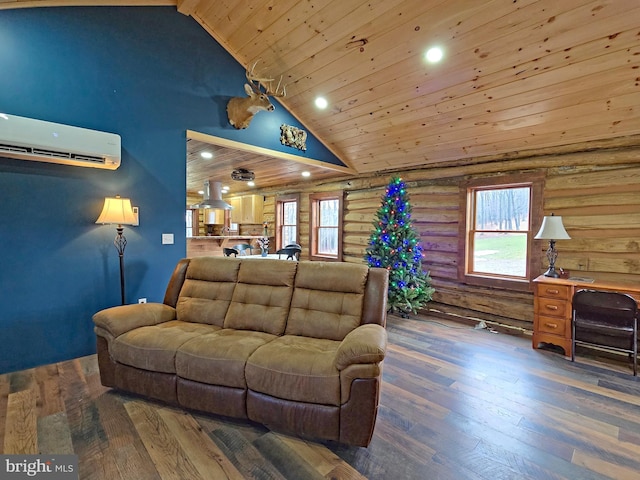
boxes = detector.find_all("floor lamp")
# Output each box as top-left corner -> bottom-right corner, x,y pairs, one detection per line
96,195 -> 137,305
534,213 -> 571,278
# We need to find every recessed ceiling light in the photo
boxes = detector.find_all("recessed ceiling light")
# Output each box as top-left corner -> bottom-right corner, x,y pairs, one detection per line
425,46 -> 443,63
301,171 -> 311,177
201,151 -> 213,159
247,181 -> 255,187
315,97 -> 328,109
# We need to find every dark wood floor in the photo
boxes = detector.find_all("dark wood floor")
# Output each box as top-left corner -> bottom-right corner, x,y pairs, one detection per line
2,314 -> 640,479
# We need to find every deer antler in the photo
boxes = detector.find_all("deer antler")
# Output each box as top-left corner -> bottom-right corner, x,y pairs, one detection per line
246,59 -> 286,97
265,75 -> 286,97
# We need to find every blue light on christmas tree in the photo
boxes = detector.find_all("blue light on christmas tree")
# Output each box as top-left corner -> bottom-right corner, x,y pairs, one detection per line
365,176 -> 434,316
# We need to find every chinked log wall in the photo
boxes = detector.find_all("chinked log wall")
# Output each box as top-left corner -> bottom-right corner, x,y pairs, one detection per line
261,135 -> 640,332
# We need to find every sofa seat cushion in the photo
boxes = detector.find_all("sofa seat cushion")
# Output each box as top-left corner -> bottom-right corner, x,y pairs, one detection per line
245,335 -> 341,406
176,329 -> 276,388
111,321 -> 220,373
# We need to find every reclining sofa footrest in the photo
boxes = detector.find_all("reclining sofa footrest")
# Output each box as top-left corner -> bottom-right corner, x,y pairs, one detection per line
178,378 -> 247,419
247,390 -> 340,442
115,363 -> 177,405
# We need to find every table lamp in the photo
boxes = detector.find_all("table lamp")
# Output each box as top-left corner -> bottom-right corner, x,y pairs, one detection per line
534,213 -> 571,278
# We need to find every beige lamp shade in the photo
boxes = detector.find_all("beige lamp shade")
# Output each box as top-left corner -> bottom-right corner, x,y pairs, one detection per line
96,196 -> 137,225
534,214 -> 570,240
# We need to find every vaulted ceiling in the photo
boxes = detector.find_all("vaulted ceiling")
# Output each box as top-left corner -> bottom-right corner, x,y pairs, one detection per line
6,0 -> 640,194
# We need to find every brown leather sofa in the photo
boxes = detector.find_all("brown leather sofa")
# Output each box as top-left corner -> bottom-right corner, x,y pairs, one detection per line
93,257 -> 389,446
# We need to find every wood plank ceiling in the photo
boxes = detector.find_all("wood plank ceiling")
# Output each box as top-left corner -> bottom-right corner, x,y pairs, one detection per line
186,136 -> 352,197
4,0 -> 640,193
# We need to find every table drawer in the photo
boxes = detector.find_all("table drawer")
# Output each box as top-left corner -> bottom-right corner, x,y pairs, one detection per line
535,297 -> 569,318
536,283 -> 571,301
536,314 -> 567,335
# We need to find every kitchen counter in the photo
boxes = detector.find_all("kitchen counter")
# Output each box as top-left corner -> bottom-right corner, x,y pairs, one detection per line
187,235 -> 271,257
190,235 -> 266,240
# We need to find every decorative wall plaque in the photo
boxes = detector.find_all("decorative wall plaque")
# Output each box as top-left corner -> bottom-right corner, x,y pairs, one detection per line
280,124 -> 307,151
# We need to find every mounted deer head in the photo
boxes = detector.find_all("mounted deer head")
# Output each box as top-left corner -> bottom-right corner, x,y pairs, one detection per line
227,60 -> 286,129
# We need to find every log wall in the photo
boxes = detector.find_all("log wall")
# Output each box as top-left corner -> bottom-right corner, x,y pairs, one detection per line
256,136 -> 640,332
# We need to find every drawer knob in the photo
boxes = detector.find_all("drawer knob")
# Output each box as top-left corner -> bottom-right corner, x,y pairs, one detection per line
546,289 -> 559,295
545,304 -> 559,310
544,322 -> 558,329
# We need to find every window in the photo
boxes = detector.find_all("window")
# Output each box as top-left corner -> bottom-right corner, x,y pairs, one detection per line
317,199 -> 339,254
276,194 -> 299,249
310,191 -> 343,261
186,208 -> 198,238
459,173 -> 543,291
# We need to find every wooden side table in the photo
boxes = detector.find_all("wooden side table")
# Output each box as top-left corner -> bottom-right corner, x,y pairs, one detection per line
532,275 -> 640,357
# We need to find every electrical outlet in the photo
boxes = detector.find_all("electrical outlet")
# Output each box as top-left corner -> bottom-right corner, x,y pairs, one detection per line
138,298 -> 147,304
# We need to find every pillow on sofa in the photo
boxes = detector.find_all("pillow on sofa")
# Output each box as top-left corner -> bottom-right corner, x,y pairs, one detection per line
224,259 -> 298,335
286,262 -> 369,341
176,257 -> 241,326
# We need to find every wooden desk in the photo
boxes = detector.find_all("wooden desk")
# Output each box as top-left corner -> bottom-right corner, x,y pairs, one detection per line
532,274 -> 640,357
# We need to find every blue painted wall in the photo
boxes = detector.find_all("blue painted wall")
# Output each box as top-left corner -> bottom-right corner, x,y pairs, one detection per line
0,6 -> 342,374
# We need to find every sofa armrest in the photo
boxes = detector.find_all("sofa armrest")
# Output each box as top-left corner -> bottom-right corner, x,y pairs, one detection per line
335,324 -> 387,371
93,303 -> 176,338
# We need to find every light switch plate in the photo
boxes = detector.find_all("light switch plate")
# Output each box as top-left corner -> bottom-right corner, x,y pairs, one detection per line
132,206 -> 139,226
162,233 -> 174,245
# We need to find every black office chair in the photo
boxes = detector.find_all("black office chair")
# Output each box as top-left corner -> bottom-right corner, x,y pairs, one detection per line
232,243 -> 255,256
276,243 -> 302,260
571,289 -> 638,375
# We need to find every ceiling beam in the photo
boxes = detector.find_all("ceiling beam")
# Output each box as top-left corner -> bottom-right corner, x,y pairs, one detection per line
0,0 -> 175,10
186,130 -> 356,175
177,0 -> 199,15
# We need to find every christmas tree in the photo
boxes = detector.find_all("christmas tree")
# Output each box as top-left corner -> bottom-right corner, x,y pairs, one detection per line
365,176 -> 435,316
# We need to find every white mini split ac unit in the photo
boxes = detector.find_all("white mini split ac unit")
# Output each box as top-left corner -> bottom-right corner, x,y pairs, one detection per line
0,113 -> 121,170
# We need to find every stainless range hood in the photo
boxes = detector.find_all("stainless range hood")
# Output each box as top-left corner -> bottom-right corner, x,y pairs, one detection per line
191,180 -> 232,209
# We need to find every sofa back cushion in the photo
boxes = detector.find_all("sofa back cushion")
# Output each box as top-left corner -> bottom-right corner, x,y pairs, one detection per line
224,259 -> 297,335
176,257 -> 240,326
285,262 -> 369,341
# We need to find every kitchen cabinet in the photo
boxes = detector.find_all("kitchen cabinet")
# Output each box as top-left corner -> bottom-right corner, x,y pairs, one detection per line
229,197 -> 242,223
229,194 -> 263,224
204,208 -> 224,225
